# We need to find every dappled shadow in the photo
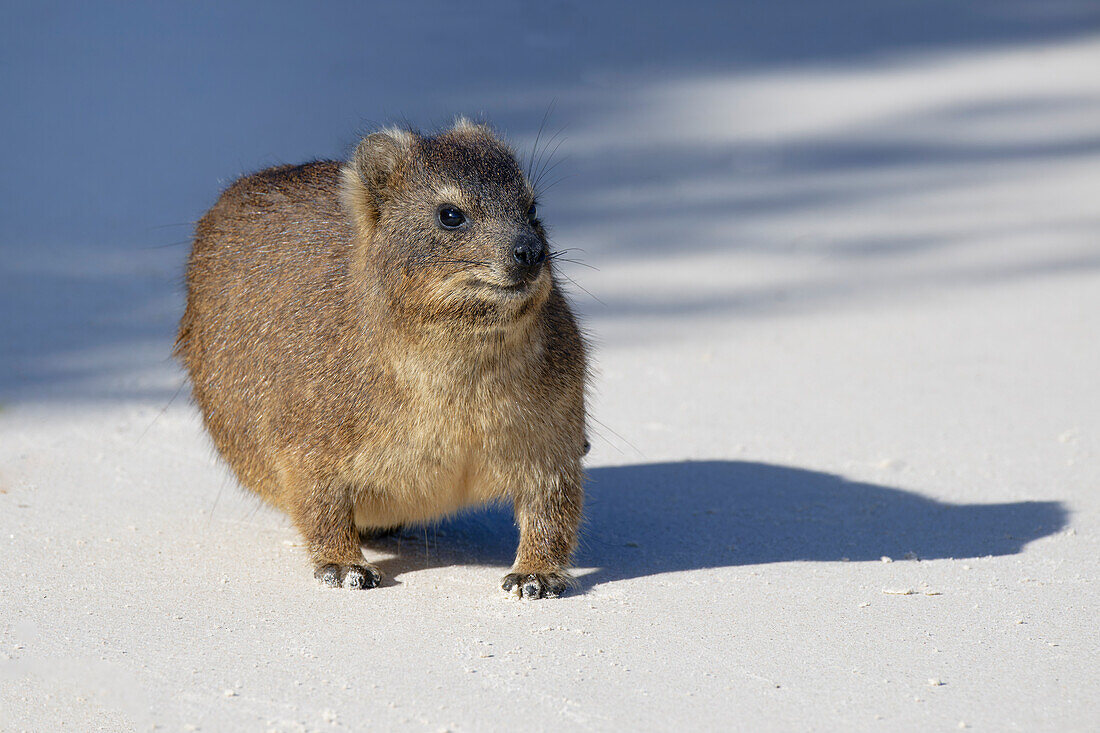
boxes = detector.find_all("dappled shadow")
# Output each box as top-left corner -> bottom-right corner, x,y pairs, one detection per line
0,254 -> 180,401
2,1 -> 1098,401
584,245 -> 1100,322
363,460 -> 1068,591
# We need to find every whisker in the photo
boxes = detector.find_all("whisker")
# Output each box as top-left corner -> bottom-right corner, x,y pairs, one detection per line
137,379 -> 188,442
527,100 -> 556,180
556,269 -> 606,306
533,147 -> 568,188
589,416 -> 644,458
546,249 -> 596,269
550,257 -> 599,271
429,258 -> 489,268
533,173 -> 575,197
143,238 -> 192,250
585,425 -> 625,457
533,136 -> 568,189
530,125 -> 567,192
532,123 -> 561,175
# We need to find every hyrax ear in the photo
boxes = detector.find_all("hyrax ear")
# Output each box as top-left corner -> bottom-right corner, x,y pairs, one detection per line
350,128 -> 416,193
343,128 -> 416,233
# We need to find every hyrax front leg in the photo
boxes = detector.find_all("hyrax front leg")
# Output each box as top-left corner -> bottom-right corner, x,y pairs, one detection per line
286,485 -> 380,590
503,470 -> 583,599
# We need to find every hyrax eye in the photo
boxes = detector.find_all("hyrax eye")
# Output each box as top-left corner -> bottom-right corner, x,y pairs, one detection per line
437,207 -> 467,229
526,204 -> 537,223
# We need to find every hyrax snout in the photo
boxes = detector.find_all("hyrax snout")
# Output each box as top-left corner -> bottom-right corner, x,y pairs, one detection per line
176,120 -> 589,598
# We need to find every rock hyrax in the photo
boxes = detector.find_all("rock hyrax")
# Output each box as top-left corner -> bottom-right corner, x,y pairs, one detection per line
177,120 -> 589,598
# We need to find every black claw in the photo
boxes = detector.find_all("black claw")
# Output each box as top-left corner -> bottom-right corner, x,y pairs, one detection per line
543,578 -> 567,597
344,565 -> 380,589
501,572 -> 570,599
314,564 -> 343,587
314,563 -> 380,590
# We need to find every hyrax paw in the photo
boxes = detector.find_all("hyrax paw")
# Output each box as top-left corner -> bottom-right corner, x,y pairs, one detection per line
501,572 -> 571,599
314,563 -> 381,590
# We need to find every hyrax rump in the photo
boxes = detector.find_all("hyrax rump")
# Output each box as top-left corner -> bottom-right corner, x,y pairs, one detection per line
177,121 -> 588,598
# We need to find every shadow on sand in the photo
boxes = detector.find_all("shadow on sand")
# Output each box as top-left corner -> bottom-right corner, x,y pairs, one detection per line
364,460 -> 1068,591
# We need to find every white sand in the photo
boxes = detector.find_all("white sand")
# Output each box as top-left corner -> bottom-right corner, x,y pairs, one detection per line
2,4 -> 1098,731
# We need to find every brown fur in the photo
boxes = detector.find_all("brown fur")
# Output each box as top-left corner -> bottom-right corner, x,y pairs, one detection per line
176,122 -> 588,597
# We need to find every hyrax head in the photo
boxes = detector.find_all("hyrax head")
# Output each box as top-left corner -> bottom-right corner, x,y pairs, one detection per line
343,120 -> 551,328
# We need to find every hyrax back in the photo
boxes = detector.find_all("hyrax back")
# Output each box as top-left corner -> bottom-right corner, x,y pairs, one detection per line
177,121 -> 588,597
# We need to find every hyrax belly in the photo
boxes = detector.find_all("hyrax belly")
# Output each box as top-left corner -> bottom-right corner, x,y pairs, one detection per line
347,383 -> 559,529
348,432 -> 499,530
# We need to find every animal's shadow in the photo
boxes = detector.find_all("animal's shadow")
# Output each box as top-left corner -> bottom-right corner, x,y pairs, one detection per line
364,461 -> 1068,590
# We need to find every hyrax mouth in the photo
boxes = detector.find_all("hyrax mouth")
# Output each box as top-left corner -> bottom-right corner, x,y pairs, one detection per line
465,264 -> 553,300
468,277 -> 531,295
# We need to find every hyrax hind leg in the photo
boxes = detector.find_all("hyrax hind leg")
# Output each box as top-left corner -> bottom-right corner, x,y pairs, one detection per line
503,468 -> 583,599
283,479 -> 381,590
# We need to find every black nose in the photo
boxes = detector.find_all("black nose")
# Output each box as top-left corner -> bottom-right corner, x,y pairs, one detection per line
512,236 -> 546,268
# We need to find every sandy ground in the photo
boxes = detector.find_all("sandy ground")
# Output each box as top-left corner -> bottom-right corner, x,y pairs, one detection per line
2,3 -> 1099,731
